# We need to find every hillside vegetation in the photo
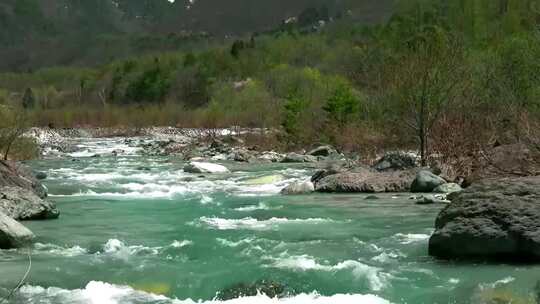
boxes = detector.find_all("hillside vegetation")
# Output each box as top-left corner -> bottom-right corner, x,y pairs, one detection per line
1,0 -> 539,167
0,0 -> 393,71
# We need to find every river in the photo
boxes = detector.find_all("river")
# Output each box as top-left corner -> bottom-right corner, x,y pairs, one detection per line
1,137 -> 538,304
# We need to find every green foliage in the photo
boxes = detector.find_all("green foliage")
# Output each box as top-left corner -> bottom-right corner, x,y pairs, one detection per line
282,95 -> 310,143
125,65 -> 171,104
323,83 -> 360,127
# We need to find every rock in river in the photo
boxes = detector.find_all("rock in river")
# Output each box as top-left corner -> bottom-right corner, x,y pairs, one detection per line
281,153 -> 317,163
315,168 -> 417,193
429,176 -> 540,261
0,161 -> 47,199
307,145 -> 337,157
0,187 -> 59,220
183,162 -> 230,174
281,181 -> 315,195
410,170 -> 446,193
0,212 -> 35,249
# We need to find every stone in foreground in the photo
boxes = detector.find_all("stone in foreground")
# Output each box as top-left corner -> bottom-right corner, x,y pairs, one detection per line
183,162 -> 230,174
0,186 -> 59,220
281,181 -> 315,195
410,170 -> 446,193
429,176 -> 540,261
0,212 -> 35,249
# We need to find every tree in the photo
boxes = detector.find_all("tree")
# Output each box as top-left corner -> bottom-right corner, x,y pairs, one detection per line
0,106 -> 29,160
388,23 -> 465,166
323,83 -> 360,128
22,88 -> 35,109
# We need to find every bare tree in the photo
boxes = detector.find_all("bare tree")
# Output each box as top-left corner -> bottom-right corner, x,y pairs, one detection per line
389,35 -> 465,166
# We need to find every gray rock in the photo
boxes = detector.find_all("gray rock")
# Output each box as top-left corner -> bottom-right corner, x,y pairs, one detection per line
281,153 -> 317,163
410,170 -> 446,193
311,165 -> 344,184
316,168 -> 417,193
307,145 -> 337,157
232,149 -> 256,163
374,151 -> 418,171
280,181 -> 315,195
429,176 -> 540,261
365,195 -> 380,200
0,187 -> 59,220
0,212 -> 35,249
433,183 -> 462,194
35,172 -> 47,180
0,161 -> 47,199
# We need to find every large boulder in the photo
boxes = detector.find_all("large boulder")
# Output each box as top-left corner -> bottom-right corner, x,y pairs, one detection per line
281,181 -> 315,195
315,168 -> 417,193
0,161 -> 47,199
183,162 -> 230,174
307,145 -> 337,157
373,151 -> 418,172
429,176 -> 540,261
0,212 -> 35,249
410,170 -> 446,193
281,153 -> 317,163
0,187 -> 59,220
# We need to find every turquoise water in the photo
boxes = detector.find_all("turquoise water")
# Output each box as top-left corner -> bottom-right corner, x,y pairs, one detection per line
1,138 -> 539,304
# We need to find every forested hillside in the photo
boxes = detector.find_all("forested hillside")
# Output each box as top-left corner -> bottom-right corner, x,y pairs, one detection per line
1,0 -> 539,167
0,0 -> 393,71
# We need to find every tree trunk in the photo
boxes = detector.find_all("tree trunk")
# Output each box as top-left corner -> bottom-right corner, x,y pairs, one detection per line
419,97 -> 427,167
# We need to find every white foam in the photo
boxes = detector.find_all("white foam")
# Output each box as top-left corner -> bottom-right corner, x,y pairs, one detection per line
393,233 -> 431,244
216,237 -> 256,248
234,202 -> 270,212
34,243 -> 88,257
269,254 -> 388,291
197,217 -> 333,231
17,281 -> 392,304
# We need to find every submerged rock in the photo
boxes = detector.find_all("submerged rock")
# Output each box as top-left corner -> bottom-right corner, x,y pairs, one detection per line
315,168 -> 417,193
281,181 -> 315,195
0,212 -> 35,249
183,162 -> 229,174
0,187 -> 59,220
35,171 -> 47,180
245,175 -> 284,185
429,176 -> 540,261
216,280 -> 286,300
410,170 -> 446,193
